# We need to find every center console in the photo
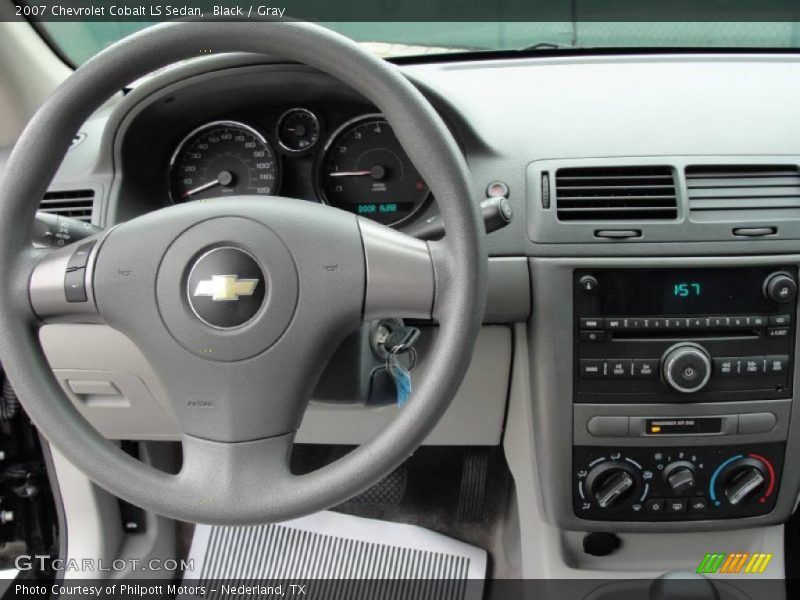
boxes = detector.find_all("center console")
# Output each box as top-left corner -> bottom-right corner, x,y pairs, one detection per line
527,254 -> 800,533
527,260 -> 800,530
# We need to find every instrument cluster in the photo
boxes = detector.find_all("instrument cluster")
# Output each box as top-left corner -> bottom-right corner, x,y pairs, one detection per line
168,108 -> 431,227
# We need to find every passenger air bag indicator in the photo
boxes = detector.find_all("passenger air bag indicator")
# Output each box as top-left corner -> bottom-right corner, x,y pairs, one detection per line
646,418 -> 722,436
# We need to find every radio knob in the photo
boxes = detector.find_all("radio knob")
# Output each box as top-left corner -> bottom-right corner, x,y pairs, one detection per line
579,275 -> 599,294
662,343 -> 712,394
763,271 -> 797,304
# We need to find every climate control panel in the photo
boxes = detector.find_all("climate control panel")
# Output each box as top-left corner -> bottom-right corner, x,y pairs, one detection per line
573,443 -> 783,521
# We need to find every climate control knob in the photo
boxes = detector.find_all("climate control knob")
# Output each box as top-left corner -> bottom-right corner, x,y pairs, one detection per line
663,461 -> 696,494
722,459 -> 768,506
586,462 -> 640,509
662,343 -> 712,393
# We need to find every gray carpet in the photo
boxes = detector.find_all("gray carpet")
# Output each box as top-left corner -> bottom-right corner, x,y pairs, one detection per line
291,445 -> 520,580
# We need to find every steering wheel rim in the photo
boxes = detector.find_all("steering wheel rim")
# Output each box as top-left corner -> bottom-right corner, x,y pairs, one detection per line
0,21 -> 487,524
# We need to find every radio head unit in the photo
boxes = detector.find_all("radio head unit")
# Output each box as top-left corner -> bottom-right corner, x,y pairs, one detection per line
574,267 -> 797,403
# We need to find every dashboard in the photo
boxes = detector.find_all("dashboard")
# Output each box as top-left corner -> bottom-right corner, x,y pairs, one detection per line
10,51 -> 800,544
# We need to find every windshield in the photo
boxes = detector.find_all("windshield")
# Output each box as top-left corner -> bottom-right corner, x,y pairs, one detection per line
37,21 -> 800,65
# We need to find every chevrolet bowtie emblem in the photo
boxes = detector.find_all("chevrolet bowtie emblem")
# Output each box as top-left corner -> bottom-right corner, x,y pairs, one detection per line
193,275 -> 259,302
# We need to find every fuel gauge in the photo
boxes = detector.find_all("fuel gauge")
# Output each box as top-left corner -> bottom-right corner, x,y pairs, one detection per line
277,108 -> 320,153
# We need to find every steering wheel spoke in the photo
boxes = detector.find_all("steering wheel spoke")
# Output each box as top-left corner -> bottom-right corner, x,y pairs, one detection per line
29,235 -> 106,325
177,433 -> 297,523
359,218 -> 436,321
146,317 -> 349,441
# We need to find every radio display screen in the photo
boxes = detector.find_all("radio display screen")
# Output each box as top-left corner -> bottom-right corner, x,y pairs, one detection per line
583,267 -> 793,316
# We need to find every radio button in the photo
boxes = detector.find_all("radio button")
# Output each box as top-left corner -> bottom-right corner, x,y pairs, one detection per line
64,269 -> 88,303
714,357 -> 740,376
647,318 -> 667,329
767,327 -> 790,338
609,360 -> 632,377
730,316 -> 749,328
765,355 -> 789,374
580,360 -> 606,378
581,318 -> 602,330
605,318 -> 624,330
708,316 -> 728,328
666,318 -> 687,329
689,317 -> 709,329
749,315 -> 767,327
627,318 -> 645,330
632,359 -> 659,378
580,330 -> 606,343
769,314 -> 791,326
742,357 -> 765,375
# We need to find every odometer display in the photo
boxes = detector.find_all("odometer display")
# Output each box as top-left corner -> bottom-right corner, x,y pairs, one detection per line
319,115 -> 430,226
170,121 -> 279,203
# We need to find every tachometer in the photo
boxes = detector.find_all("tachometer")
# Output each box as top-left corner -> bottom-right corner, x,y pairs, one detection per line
318,115 -> 430,226
170,121 -> 279,203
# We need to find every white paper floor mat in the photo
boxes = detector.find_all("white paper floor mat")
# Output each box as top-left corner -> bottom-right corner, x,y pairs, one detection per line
181,510 -> 487,600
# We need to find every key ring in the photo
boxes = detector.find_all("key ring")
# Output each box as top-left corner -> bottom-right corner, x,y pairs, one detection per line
386,346 -> 417,376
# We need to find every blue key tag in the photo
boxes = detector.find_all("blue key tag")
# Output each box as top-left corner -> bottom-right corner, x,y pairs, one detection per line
387,351 -> 414,407
391,358 -> 412,407
384,325 -> 419,407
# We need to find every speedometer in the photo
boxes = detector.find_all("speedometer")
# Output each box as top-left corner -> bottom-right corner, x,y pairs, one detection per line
318,115 -> 430,226
170,121 -> 279,203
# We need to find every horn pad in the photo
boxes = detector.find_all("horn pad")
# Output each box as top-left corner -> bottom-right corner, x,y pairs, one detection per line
156,217 -> 298,362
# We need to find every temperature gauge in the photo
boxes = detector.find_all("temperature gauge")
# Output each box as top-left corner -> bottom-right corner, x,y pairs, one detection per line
277,108 -> 321,153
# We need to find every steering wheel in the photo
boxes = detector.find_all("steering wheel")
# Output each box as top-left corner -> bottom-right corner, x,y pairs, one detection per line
0,22 -> 486,524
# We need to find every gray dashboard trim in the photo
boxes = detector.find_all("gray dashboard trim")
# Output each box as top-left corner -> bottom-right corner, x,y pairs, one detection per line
485,257 -> 531,323
39,324 -> 512,445
529,254 -> 800,533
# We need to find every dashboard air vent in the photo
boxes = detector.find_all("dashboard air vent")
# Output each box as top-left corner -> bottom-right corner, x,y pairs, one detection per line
39,189 -> 94,222
686,165 -> 800,212
555,166 -> 677,221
